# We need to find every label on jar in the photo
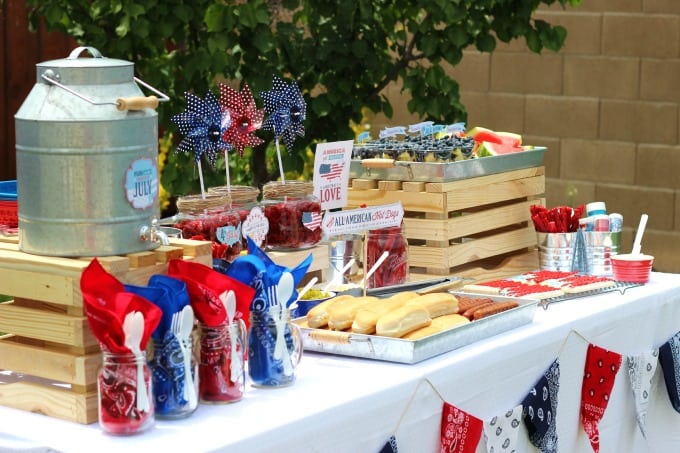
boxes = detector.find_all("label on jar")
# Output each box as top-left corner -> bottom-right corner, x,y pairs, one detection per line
242,206 -> 269,247
216,223 -> 242,246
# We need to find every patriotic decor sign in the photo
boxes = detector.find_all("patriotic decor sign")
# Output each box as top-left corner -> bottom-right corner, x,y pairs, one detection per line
313,140 -> 353,211
379,328 -> 680,453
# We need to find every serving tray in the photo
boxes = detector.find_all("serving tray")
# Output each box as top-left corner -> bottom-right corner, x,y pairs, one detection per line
349,147 -> 547,182
294,293 -> 536,364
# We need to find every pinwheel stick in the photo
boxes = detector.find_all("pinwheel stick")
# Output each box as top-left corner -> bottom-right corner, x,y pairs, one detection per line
274,127 -> 285,184
196,159 -> 207,200
224,150 -> 232,202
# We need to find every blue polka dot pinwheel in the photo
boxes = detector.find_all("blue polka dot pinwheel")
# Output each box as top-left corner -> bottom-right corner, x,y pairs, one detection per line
260,75 -> 306,183
171,90 -> 232,198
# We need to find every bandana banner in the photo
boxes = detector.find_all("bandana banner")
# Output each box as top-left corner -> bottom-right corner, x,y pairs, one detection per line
522,359 -> 560,453
659,331 -> 680,414
379,435 -> 398,453
580,344 -> 622,453
483,404 -> 523,453
626,350 -> 659,438
440,401 -> 483,453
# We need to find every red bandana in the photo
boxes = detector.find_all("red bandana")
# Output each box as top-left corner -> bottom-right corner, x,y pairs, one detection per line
580,344 -> 622,453
440,401 -> 483,453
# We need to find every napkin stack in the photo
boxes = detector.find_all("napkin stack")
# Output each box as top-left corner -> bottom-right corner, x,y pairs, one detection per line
81,259 -> 162,353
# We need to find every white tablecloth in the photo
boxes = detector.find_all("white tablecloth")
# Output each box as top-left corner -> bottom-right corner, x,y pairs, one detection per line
2,272 -> 680,453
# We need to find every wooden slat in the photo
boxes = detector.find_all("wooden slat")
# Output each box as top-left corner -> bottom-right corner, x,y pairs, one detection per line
351,179 -> 378,190
0,337 -> 100,387
0,256 -> 82,306
0,302 -> 98,348
348,188 -> 446,213
408,226 -> 537,272
425,166 -> 545,193
444,174 -> 545,212
0,377 -> 97,424
404,199 -> 543,241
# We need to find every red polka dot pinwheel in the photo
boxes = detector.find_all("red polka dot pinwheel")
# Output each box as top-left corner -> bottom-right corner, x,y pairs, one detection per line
219,83 -> 264,157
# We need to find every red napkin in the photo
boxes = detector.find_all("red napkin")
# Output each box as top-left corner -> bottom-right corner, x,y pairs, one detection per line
167,259 -> 256,328
440,401 -> 483,453
81,259 -> 162,353
580,344 -> 622,453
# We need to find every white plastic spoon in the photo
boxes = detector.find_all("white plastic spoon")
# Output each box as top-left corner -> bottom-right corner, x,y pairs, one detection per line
275,272 -> 295,376
631,214 -> 648,255
179,305 -> 196,407
222,290 -> 242,383
123,311 -> 150,412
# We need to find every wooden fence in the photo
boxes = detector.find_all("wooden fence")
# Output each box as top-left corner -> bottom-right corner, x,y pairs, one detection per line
0,0 -> 76,181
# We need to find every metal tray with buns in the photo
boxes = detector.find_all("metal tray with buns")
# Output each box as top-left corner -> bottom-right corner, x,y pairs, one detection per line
294,291 -> 537,364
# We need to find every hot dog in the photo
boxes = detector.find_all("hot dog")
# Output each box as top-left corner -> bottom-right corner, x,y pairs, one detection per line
472,301 -> 519,320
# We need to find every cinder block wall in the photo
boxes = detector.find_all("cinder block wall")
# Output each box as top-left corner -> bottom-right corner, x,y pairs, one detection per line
379,1 -> 680,273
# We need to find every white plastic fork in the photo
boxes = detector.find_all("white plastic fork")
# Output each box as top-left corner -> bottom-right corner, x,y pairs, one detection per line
267,283 -> 283,360
275,273 -> 294,376
171,306 -> 196,408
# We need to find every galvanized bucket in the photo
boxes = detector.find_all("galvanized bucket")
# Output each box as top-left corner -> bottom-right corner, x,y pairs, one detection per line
15,47 -> 170,256
327,234 -> 363,286
585,231 -> 620,276
537,231 -> 620,275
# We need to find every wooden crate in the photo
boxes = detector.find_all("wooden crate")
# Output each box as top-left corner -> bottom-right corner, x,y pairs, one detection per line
347,166 -> 545,275
0,236 -> 212,424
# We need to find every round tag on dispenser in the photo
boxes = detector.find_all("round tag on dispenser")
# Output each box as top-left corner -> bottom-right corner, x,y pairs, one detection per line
125,157 -> 159,210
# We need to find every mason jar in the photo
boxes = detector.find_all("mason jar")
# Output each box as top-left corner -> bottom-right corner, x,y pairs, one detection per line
198,320 -> 247,403
248,311 -> 303,388
262,181 -> 322,251
174,193 -> 243,263
98,351 -> 154,435
366,224 -> 409,289
148,334 -> 198,419
208,185 -> 269,250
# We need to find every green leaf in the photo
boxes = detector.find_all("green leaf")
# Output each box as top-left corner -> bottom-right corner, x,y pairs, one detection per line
475,33 -> 496,52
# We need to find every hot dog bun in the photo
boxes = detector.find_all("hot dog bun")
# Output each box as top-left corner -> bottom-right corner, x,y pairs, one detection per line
306,294 -> 355,328
375,304 -> 431,338
327,296 -> 378,331
351,291 -> 419,334
402,313 -> 470,340
405,292 -> 458,318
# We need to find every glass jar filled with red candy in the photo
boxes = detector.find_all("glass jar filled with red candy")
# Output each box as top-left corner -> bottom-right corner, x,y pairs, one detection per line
262,181 -> 322,251
208,185 -> 269,250
366,224 -> 409,288
174,193 -> 243,263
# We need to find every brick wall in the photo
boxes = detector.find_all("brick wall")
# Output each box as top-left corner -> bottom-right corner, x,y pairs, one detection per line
378,1 -> 680,273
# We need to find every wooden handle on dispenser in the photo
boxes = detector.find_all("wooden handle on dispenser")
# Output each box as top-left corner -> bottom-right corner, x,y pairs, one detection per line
116,96 -> 160,111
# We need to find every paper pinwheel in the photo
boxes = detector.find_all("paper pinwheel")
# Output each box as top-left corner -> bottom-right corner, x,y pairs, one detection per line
260,75 -> 306,151
219,83 -> 264,157
171,90 -> 232,168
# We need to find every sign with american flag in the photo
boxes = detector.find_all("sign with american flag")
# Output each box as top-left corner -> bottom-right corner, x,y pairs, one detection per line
313,140 -> 353,211
321,202 -> 404,236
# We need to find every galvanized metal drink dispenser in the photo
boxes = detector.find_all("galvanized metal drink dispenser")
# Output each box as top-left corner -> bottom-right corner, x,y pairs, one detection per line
15,47 -> 170,256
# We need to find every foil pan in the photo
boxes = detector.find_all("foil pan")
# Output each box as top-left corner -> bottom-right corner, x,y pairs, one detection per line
295,293 -> 537,364
349,147 -> 546,182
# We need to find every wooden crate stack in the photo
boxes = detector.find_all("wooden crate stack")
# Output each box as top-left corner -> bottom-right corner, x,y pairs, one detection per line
347,166 -> 545,275
0,235 -> 212,424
